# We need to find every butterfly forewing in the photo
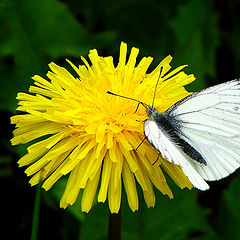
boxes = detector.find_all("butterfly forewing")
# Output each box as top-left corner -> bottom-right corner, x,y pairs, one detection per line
165,79 -> 240,181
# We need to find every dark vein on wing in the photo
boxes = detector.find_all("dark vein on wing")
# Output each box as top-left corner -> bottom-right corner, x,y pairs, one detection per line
176,119 -> 232,135
171,101 -> 240,118
196,111 -> 240,129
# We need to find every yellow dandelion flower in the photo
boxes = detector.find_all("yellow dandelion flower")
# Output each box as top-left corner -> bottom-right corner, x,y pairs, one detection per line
11,42 -> 195,213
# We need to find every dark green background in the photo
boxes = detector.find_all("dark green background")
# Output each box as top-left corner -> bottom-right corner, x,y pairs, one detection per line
1,0 -> 240,239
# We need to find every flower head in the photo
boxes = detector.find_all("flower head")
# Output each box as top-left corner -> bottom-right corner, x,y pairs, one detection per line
11,42 -> 195,213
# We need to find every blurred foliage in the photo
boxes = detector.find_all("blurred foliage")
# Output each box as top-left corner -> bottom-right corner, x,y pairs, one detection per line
1,0 -> 240,239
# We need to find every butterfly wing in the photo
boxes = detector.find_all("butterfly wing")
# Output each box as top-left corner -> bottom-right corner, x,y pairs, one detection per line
166,79 -> 240,181
144,119 -> 209,190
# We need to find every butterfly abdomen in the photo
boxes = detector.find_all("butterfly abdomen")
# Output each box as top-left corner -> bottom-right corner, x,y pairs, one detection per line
149,108 -> 206,165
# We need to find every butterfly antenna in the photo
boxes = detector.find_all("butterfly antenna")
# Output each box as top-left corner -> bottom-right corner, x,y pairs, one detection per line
106,91 -> 148,108
151,66 -> 163,108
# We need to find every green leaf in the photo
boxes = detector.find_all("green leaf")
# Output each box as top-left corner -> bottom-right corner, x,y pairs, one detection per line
170,0 -> 219,91
42,176 -> 85,222
217,175 -> 240,240
79,203 -> 109,240
122,183 -> 217,240
0,0 -> 115,111
0,155 -> 12,178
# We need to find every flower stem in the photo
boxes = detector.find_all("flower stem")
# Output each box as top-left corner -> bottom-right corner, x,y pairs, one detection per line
108,208 -> 122,240
31,184 -> 41,240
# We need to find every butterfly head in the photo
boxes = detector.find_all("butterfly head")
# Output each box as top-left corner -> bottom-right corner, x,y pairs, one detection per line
146,106 -> 159,119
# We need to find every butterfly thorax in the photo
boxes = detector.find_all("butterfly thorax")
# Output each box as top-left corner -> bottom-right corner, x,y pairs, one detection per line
147,106 -> 176,134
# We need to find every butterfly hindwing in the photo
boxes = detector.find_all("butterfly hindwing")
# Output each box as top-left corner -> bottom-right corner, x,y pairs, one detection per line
144,119 -> 209,190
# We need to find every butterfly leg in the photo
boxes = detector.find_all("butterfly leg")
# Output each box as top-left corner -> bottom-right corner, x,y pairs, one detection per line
135,137 -> 146,150
152,153 -> 160,165
134,102 -> 141,114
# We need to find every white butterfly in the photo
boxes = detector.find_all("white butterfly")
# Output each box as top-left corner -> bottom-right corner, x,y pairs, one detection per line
145,79 -> 240,190
107,79 -> 240,190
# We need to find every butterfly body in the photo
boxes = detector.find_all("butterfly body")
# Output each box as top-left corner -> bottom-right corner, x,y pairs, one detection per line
144,80 -> 240,190
146,106 -> 207,165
